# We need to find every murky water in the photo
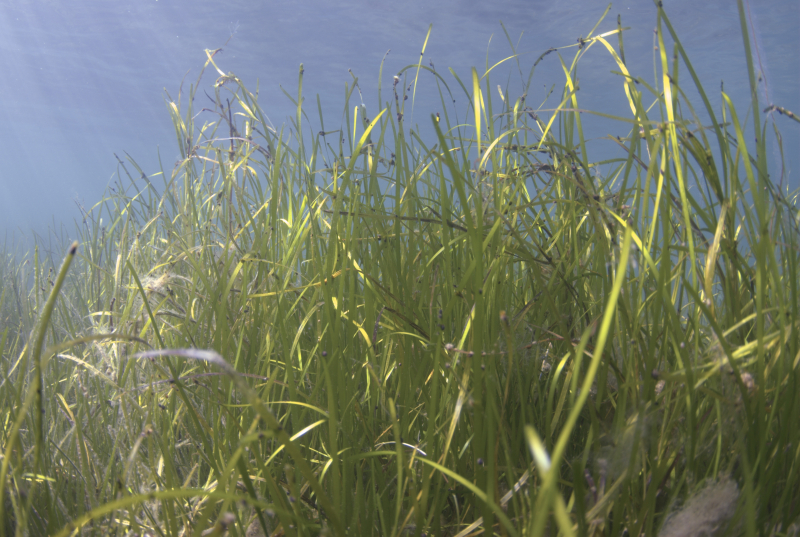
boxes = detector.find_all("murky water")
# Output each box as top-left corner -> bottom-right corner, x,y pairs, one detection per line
0,0 -> 796,238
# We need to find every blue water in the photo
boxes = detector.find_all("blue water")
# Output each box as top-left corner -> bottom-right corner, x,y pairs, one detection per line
0,0 -> 797,239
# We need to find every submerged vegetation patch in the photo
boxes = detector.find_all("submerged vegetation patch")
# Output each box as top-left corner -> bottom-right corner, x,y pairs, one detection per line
1,2 -> 799,535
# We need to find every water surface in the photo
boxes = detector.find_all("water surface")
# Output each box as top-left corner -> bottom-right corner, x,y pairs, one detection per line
0,0 -> 796,240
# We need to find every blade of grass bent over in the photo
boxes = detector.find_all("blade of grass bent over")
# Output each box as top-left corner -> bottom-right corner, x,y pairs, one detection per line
0,241 -> 78,536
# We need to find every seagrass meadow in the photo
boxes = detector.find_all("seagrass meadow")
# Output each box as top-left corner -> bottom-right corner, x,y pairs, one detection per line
1,2 -> 799,536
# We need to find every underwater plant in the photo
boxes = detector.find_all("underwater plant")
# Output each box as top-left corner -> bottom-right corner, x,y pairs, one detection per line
1,1 -> 798,535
